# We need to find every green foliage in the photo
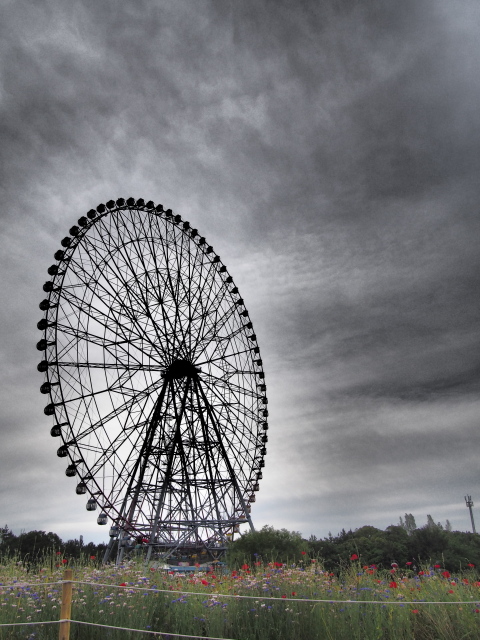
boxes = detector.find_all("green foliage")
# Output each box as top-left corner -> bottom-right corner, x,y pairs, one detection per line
227,525 -> 308,566
307,523 -> 480,572
0,525 -> 106,563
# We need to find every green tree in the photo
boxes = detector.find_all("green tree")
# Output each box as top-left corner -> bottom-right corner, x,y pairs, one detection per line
227,525 -> 307,566
405,514 -> 417,534
410,524 -> 447,562
14,530 -> 63,558
0,525 -> 17,553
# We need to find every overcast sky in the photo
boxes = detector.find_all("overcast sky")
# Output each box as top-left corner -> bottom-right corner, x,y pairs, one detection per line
1,0 -> 480,544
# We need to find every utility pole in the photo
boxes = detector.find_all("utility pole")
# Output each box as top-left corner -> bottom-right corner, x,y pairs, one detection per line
465,495 -> 477,534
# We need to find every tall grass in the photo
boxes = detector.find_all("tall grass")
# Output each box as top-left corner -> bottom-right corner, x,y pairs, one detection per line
1,553 -> 480,639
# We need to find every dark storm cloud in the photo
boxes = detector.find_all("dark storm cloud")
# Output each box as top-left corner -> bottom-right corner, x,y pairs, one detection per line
1,0 -> 479,540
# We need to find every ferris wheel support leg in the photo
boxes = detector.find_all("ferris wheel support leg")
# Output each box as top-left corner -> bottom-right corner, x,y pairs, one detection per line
147,377 -> 193,558
193,380 -> 230,535
117,379 -> 170,540
196,379 -> 256,534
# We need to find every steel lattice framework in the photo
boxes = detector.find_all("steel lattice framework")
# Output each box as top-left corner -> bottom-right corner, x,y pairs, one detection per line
36,198 -> 268,562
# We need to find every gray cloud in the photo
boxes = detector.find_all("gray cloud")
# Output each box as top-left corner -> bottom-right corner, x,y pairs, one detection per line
1,0 -> 479,542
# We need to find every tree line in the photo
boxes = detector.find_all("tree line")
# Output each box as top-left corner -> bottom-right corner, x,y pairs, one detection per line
0,525 -> 107,561
2,515 -> 479,572
228,515 -> 480,572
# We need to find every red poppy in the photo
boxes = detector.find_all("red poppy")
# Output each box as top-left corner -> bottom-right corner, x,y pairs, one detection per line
201,579 -> 208,586
291,592 -> 297,596
350,553 -> 358,560
434,564 -> 441,568
448,589 -> 454,594
301,551 -> 306,555
418,571 -> 424,575
474,581 -> 480,587
390,569 -> 396,574
412,609 -> 419,614
119,582 -> 127,587
406,562 -> 412,565
254,561 -> 261,566
476,609 -> 480,613
281,595 -> 286,598
90,556 -> 96,560
274,562 -> 283,568
442,571 -> 451,578
56,551 -> 62,555
231,571 -> 237,576
389,581 -> 398,589
62,559 -> 68,564
468,563 -> 475,568
241,564 -> 249,570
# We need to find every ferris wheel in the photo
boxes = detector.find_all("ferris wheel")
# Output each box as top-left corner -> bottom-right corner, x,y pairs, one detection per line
36,198 -> 268,562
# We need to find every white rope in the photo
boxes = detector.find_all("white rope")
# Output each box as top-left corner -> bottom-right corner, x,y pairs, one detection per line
71,580 -> 480,605
0,620 -> 60,627
69,619 -> 239,639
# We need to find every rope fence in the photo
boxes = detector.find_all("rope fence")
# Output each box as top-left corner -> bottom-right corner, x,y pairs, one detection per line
1,570 -> 479,640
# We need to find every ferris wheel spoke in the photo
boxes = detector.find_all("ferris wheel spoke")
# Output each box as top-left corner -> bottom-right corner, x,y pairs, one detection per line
138,216 -> 182,352
194,275 -> 232,342
135,216 -> 181,355
57,361 -> 164,371
59,286 -> 165,367
194,347 -> 258,368
187,262 -> 224,352
71,376 -> 163,443
72,230 -> 171,361
56,322 -> 129,350
199,377 -> 259,447
148,218 -> 188,354
195,302 -> 244,350
200,372 -> 258,401
158,227 -> 190,355
112,214 -> 176,355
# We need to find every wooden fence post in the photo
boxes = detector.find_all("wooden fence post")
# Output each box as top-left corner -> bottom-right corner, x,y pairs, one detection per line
58,568 -> 73,640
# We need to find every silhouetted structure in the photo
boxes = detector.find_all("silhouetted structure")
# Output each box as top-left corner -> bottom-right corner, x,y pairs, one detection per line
465,495 -> 477,534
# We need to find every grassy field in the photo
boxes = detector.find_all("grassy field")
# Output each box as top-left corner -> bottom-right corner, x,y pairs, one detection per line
1,555 -> 480,639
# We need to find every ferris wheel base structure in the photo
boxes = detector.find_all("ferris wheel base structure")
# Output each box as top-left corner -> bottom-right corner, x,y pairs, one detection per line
105,515 -> 252,564
36,198 -> 268,565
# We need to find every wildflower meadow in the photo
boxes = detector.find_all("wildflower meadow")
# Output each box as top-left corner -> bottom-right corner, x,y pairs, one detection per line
1,553 -> 480,640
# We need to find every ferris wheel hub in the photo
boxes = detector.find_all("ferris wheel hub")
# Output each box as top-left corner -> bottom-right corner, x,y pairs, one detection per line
165,359 -> 200,380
